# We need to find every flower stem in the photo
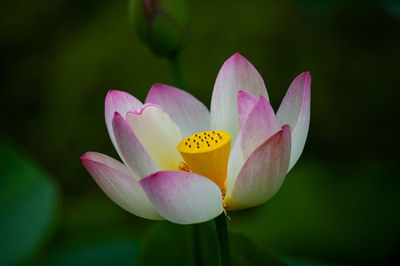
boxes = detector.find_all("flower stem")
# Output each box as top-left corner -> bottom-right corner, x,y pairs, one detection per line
193,224 -> 203,266
215,213 -> 231,266
168,53 -> 186,90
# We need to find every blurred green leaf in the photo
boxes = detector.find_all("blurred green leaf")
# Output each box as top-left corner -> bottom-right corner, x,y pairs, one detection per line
0,136 -> 59,265
229,232 -> 287,266
140,221 -> 288,266
382,0 -> 400,18
229,161 -> 400,263
46,239 -> 139,266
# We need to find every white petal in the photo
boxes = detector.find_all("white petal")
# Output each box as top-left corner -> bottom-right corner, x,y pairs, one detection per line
276,72 -> 311,171
105,90 -> 143,154
226,125 -> 291,210
237,90 -> 258,129
140,171 -> 223,224
112,112 -> 159,179
81,152 -> 163,220
210,53 -> 268,144
126,104 -> 183,171
227,96 -> 279,197
145,84 -> 210,138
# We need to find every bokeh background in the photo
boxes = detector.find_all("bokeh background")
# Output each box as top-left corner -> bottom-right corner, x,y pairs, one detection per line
1,0 -> 399,265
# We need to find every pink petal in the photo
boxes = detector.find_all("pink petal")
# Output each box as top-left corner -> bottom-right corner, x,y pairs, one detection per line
226,125 -> 291,210
227,95 -> 279,195
112,112 -> 159,179
237,90 -> 258,129
276,72 -> 311,171
105,90 -> 143,152
126,105 -> 183,171
210,53 -> 269,144
145,84 -> 210,138
139,171 -> 223,224
80,152 -> 163,220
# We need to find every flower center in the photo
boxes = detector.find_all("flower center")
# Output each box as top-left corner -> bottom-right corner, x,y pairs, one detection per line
177,130 -> 231,194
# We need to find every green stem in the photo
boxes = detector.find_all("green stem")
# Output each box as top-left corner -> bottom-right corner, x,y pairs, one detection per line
168,53 -> 186,89
193,224 -> 203,266
215,213 -> 231,266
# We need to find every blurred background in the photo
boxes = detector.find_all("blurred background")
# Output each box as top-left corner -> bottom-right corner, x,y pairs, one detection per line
1,0 -> 399,265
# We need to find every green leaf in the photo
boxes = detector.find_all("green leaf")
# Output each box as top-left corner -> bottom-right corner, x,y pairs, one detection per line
229,161 -> 400,263
46,239 -> 140,266
0,136 -> 59,265
229,232 -> 287,266
140,221 -> 286,266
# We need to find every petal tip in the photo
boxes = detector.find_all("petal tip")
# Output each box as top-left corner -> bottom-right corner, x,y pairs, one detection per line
80,152 -> 90,161
105,89 -> 123,99
147,83 -> 178,97
112,111 -> 124,128
151,83 -> 169,89
113,111 -> 122,118
80,151 -> 100,162
105,89 -> 114,96
281,124 -> 292,139
148,83 -> 164,93
281,124 -> 291,132
297,72 -> 312,87
257,94 -> 268,102
227,52 -> 247,63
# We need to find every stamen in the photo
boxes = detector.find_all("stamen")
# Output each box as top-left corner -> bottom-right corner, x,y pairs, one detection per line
178,161 -> 190,172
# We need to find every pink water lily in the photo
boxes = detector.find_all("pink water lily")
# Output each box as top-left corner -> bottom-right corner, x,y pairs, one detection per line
81,53 -> 311,224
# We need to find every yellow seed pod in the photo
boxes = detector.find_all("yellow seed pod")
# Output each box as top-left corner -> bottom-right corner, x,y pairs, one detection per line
177,130 -> 231,192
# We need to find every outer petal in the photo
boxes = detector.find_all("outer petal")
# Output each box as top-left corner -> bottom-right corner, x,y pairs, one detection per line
140,171 -> 223,224
227,95 -> 279,196
145,84 -> 210,138
112,112 -> 159,180
126,105 -> 183,171
237,90 -> 258,129
225,125 -> 291,211
276,72 -> 311,171
80,152 -> 163,220
105,90 -> 143,151
210,53 -> 269,144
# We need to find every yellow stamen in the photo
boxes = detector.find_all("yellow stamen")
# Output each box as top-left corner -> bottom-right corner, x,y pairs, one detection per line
177,130 -> 231,193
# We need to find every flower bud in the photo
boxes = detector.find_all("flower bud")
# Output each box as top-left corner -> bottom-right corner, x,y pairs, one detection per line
129,0 -> 190,57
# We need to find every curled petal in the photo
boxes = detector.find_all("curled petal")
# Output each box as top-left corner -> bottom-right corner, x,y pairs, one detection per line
145,84 -> 210,138
140,171 -> 223,224
225,125 -> 291,210
80,152 -> 163,220
105,90 -> 143,152
227,95 -> 279,196
112,112 -> 158,179
210,53 -> 269,144
126,105 -> 183,171
276,72 -> 311,171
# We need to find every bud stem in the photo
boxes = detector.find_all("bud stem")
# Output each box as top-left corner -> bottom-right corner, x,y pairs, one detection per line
169,53 -> 186,90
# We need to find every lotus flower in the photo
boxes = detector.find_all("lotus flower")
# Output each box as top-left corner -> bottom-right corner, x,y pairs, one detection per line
81,53 -> 311,224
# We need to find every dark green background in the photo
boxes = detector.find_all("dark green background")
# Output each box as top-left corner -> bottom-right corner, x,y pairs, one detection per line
1,0 -> 399,265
